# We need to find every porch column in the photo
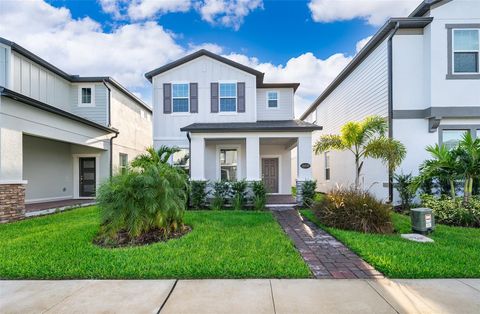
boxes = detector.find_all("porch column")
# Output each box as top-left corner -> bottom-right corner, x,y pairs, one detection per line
246,136 -> 260,181
0,128 -> 26,223
190,135 -> 205,180
296,135 -> 313,205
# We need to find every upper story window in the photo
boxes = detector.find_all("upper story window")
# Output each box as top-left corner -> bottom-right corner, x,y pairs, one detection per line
267,91 -> 278,108
219,83 -> 237,112
172,83 -> 189,112
453,29 -> 479,74
78,86 -> 95,107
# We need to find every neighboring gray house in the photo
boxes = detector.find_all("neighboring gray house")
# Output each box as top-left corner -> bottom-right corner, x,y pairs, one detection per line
0,38 -> 152,223
300,0 -> 480,202
146,50 -> 321,199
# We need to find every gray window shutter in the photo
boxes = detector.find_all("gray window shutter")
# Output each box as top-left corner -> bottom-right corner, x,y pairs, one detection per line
211,82 -> 219,113
237,82 -> 245,112
190,83 -> 198,113
163,83 -> 171,114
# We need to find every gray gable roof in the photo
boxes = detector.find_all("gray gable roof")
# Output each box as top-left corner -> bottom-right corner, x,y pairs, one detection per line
180,120 -> 322,133
410,0 -> 448,18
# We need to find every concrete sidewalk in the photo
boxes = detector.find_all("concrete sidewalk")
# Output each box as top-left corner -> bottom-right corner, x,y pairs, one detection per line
1,279 -> 479,314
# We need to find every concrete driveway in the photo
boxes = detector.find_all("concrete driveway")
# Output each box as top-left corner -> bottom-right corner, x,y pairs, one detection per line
1,279 -> 479,314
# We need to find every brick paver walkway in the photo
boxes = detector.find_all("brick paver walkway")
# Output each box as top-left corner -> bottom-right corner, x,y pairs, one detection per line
273,209 -> 384,279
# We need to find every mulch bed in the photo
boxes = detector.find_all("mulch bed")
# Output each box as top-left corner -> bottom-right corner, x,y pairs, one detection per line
93,225 -> 192,248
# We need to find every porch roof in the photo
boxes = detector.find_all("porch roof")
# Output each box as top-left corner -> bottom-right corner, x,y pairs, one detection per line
180,120 -> 322,133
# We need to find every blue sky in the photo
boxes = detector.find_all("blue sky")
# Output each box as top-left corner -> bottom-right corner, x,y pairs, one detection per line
0,0 -> 420,115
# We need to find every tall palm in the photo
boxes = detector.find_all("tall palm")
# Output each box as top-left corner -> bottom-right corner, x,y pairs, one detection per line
419,144 -> 458,198
314,115 -> 406,189
131,146 -> 180,170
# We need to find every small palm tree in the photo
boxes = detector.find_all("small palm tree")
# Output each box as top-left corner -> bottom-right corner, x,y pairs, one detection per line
314,115 -> 406,189
419,144 -> 458,198
131,146 -> 180,170
457,133 -> 480,203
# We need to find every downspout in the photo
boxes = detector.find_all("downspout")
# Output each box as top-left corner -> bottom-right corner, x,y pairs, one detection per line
103,79 -> 116,178
387,22 -> 400,203
186,132 -> 191,178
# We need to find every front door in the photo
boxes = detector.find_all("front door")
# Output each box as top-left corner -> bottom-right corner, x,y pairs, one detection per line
79,157 -> 96,197
262,158 -> 279,193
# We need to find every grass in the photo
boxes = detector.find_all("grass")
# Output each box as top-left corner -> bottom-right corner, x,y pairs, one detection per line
0,206 -> 310,279
301,209 -> 480,278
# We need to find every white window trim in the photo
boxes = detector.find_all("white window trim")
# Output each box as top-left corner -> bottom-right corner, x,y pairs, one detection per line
266,91 -> 279,109
452,28 -> 480,75
260,155 -> 282,195
72,154 -> 100,199
215,144 -> 242,181
324,152 -> 331,182
171,82 -> 190,113
219,81 -> 237,113
78,85 -> 95,107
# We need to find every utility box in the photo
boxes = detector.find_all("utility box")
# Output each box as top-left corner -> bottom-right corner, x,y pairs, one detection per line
411,208 -> 435,234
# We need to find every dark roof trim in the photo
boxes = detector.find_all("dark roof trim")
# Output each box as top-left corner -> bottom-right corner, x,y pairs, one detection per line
0,87 -> 118,134
258,83 -> 300,92
0,37 -> 150,112
299,17 -> 433,120
409,0 -> 447,18
145,49 -> 265,85
180,120 -> 322,133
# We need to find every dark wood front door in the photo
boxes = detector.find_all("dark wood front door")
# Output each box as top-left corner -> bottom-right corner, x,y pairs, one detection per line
79,157 -> 96,197
262,158 -> 279,193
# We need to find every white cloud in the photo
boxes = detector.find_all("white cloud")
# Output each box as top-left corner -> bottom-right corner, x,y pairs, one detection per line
98,0 -> 125,19
127,0 -> 191,20
308,0 -> 419,26
356,35 -> 373,53
196,0 -> 263,30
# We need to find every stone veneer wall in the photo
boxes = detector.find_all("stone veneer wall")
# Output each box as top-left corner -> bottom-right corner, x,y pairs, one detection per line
0,184 -> 26,223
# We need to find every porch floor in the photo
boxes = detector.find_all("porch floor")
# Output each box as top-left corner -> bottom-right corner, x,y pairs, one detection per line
25,199 -> 95,213
266,194 -> 296,205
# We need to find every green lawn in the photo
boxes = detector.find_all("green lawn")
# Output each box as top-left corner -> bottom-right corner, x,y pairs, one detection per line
301,209 -> 480,278
0,207 -> 310,279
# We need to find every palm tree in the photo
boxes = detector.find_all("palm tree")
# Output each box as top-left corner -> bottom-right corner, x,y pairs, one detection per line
131,146 -> 180,170
457,133 -> 480,203
314,115 -> 406,189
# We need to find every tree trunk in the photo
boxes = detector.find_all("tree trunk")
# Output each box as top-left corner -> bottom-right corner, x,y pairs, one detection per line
450,179 -> 456,199
355,157 -> 360,190
463,177 -> 470,205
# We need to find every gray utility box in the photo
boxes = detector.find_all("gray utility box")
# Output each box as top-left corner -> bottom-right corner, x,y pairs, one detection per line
411,208 -> 435,234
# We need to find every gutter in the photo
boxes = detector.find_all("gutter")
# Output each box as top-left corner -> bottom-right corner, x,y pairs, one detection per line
387,22 -> 400,203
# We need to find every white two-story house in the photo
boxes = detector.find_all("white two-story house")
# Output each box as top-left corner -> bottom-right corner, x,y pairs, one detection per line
0,38 -> 152,222
146,50 -> 321,200
300,0 -> 480,202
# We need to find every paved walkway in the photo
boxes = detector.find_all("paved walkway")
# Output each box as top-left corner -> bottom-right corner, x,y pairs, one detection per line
273,209 -> 383,279
2,279 -> 480,313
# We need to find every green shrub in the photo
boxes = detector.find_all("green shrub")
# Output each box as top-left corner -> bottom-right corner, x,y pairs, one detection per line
421,194 -> 480,227
393,172 -> 416,212
190,180 -> 209,209
313,187 -> 393,234
231,180 -> 248,211
96,163 -> 189,241
210,181 -> 230,210
252,181 -> 267,211
301,180 -> 317,207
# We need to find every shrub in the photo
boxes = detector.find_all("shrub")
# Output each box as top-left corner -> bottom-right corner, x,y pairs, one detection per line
313,187 -> 393,234
210,181 -> 230,210
96,163 -> 189,242
421,194 -> 480,227
252,181 -> 267,211
231,180 -> 248,211
393,172 -> 416,212
190,180 -> 209,209
301,180 -> 317,207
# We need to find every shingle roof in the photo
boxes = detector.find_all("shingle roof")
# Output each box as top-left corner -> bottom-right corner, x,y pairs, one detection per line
180,120 -> 322,133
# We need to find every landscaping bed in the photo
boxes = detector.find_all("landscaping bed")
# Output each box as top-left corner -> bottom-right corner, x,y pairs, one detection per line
0,206 -> 310,279
301,209 -> 480,278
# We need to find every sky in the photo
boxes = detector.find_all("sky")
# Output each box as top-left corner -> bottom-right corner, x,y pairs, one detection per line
0,0 -> 422,116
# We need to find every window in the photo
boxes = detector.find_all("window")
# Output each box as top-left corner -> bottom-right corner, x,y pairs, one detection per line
220,149 -> 237,181
119,153 -> 128,174
267,91 -> 278,108
442,129 -> 469,149
173,148 -> 189,172
219,83 -> 237,112
453,29 -> 479,73
172,83 -> 189,112
80,87 -> 93,106
324,152 -> 331,181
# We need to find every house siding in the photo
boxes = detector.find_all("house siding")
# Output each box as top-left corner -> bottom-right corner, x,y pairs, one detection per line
0,46 -> 6,87
256,88 -> 294,121
70,84 -> 108,126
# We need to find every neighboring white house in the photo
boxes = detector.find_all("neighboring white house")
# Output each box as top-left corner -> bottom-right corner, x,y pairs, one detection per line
146,50 -> 320,199
0,38 -> 152,222
300,0 -> 480,203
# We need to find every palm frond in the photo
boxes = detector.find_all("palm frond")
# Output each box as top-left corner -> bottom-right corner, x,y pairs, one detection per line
364,136 -> 406,171
313,134 -> 345,154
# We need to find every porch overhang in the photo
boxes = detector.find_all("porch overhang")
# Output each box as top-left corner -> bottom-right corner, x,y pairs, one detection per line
180,120 -> 322,133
